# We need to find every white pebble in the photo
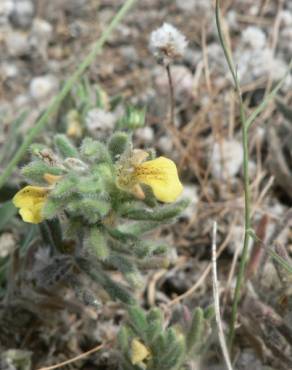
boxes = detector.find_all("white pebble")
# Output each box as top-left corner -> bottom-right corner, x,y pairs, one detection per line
158,135 -> 173,153
31,18 -> 53,40
135,126 -> 154,144
85,108 -> 115,134
0,0 -> 14,18
29,75 -> 59,100
175,0 -> 196,11
14,94 -> 30,108
5,31 -> 30,56
279,10 -> 292,26
210,139 -> 243,179
9,0 -> 34,28
242,26 -> 266,49
180,184 -> 198,219
1,62 -> 18,78
0,233 -> 15,258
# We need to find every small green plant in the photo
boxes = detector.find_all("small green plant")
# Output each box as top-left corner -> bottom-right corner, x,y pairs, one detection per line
0,2 -> 216,368
117,305 -> 213,370
12,130 -> 187,303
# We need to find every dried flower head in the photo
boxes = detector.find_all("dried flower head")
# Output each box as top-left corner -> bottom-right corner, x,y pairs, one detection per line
149,22 -> 188,64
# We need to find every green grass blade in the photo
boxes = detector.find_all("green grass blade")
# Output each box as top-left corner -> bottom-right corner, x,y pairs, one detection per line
268,249 -> 292,274
0,201 -> 17,231
215,0 -> 237,89
246,59 -> 292,130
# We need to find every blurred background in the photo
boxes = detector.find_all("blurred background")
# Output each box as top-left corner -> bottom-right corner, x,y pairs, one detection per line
0,1 -> 292,369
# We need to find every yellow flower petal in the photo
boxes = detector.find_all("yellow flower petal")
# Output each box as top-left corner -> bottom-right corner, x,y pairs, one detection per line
12,185 -> 49,224
19,205 -> 43,224
134,156 -> 183,203
13,186 -> 49,208
130,339 -> 150,365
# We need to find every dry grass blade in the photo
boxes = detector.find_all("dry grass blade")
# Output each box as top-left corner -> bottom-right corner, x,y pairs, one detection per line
211,221 -> 233,370
37,343 -> 104,370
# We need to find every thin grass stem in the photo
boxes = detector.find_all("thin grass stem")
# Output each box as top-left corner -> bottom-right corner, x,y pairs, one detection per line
166,64 -> 175,125
215,0 -> 251,349
215,0 -> 291,349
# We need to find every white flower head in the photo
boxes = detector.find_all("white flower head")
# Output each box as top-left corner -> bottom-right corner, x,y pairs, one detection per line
149,23 -> 188,64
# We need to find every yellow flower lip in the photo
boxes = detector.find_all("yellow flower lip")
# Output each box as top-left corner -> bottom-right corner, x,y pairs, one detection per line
12,185 -> 49,224
134,156 -> 183,203
130,338 -> 151,365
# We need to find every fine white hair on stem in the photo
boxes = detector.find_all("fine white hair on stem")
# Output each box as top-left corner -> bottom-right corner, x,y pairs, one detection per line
211,221 -> 234,370
149,23 -> 188,64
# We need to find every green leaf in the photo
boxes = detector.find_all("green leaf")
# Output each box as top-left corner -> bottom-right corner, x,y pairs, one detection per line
120,200 -> 189,221
22,161 -> 64,184
186,307 -> 204,352
54,134 -> 79,158
108,131 -> 130,160
85,227 -> 109,260
109,253 -> 143,288
128,306 -> 148,338
118,326 -> 130,353
0,201 -> 17,231
80,137 -> 111,163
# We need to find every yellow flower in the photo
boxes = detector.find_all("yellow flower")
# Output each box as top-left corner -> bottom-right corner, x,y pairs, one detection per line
130,338 -> 151,365
134,156 -> 183,203
12,186 -> 49,224
117,150 -> 183,203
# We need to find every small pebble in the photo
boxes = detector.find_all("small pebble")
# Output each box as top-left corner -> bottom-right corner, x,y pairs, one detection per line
175,0 -> 196,11
0,0 -> 14,23
210,139 -> 243,179
29,75 -> 59,101
242,26 -> 266,49
5,30 -> 30,56
280,10 -> 292,26
1,62 -> 18,79
31,18 -> 53,40
0,233 -> 15,258
158,135 -> 173,154
9,0 -> 34,29
180,184 -> 198,219
85,108 -> 116,137
135,126 -> 154,144
120,46 -> 138,65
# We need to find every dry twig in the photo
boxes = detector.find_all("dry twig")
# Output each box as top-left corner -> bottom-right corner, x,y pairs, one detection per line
37,343 -> 104,370
211,221 -> 233,370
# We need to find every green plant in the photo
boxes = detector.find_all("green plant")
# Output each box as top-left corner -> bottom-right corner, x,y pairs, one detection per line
12,131 -> 188,304
117,305 -> 213,370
